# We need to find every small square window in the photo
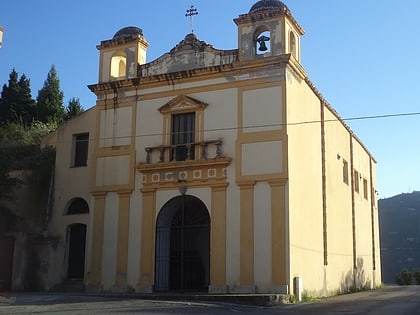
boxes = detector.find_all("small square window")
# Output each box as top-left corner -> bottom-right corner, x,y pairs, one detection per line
73,133 -> 89,167
342,160 -> 349,185
363,178 -> 368,200
354,170 -> 360,193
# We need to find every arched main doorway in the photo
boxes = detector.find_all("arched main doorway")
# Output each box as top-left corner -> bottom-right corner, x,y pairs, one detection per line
155,195 -> 210,292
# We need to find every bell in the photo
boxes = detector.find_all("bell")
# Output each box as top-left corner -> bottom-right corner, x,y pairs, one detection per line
257,35 -> 270,52
258,40 -> 268,52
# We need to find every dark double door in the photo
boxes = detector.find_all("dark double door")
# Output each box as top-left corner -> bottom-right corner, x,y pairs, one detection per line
155,195 -> 210,292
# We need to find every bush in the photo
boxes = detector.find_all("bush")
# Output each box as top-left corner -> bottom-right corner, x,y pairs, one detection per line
414,269 -> 420,285
396,269 -> 412,285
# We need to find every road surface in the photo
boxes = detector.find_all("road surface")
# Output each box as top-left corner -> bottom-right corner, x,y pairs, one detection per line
0,285 -> 419,314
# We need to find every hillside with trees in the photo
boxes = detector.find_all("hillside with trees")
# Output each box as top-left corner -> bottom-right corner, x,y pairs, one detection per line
0,66 -> 84,233
0,65 -> 85,290
379,191 -> 420,284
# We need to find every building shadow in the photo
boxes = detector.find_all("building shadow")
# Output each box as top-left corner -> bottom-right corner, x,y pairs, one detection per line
339,257 -> 371,294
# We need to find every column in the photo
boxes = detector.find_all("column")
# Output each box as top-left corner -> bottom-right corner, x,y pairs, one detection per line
209,184 -> 227,293
115,190 -> 132,289
137,189 -> 156,293
88,192 -> 106,290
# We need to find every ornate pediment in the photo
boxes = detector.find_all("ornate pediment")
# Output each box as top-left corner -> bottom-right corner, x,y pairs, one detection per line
138,34 -> 238,77
158,95 -> 208,114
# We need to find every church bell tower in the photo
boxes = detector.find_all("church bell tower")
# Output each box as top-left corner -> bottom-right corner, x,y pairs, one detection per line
234,0 -> 304,62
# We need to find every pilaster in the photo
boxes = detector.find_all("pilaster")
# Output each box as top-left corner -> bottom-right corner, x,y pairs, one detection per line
209,184 -> 228,293
87,192 -> 107,291
114,190 -> 132,290
137,188 -> 156,293
238,181 -> 256,288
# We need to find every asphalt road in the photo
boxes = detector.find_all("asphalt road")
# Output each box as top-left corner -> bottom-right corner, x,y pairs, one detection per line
0,285 -> 419,314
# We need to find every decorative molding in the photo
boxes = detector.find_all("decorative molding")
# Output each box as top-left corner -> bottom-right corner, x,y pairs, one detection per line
137,157 -> 231,190
158,94 -> 208,114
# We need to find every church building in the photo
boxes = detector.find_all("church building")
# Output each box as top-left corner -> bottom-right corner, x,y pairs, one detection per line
41,0 -> 381,297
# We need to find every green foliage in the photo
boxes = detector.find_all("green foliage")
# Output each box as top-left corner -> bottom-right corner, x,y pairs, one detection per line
0,122 -> 56,212
301,292 -> 320,303
66,97 -> 84,120
413,269 -> 420,285
25,146 -> 55,208
35,65 -> 66,124
0,67 -> 62,233
0,146 -> 20,201
0,121 -> 57,147
0,69 -> 36,127
396,268 -> 413,285
27,121 -> 58,146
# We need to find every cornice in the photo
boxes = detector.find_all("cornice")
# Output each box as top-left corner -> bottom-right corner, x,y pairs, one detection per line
88,54 -> 294,95
234,10 -> 304,35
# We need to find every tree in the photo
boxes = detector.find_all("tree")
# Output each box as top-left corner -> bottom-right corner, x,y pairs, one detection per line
35,65 -> 65,124
18,74 -> 36,126
66,97 -> 84,120
0,69 -> 36,127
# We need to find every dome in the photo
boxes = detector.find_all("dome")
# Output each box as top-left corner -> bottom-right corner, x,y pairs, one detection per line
113,26 -> 143,40
249,0 -> 289,14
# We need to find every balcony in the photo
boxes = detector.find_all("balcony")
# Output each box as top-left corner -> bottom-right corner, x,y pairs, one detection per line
137,139 -> 231,189
144,139 -> 224,164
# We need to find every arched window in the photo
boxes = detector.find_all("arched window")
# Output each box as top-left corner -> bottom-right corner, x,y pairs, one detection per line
110,54 -> 126,79
66,198 -> 89,215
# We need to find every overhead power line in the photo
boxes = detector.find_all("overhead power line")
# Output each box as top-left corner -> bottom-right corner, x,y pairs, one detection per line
3,110 -> 420,146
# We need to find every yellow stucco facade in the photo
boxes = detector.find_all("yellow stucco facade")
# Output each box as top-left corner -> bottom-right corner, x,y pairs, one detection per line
44,0 -> 380,297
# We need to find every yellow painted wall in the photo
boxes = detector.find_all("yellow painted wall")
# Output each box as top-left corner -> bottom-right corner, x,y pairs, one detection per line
47,108 -> 96,285
99,107 -> 132,147
352,139 -> 378,289
323,107 -> 354,294
286,69 -> 325,295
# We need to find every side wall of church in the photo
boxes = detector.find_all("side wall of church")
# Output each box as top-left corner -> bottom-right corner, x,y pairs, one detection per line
285,68 -> 325,296
285,68 -> 381,297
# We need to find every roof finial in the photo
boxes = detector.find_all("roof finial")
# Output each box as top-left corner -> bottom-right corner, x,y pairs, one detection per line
185,5 -> 198,33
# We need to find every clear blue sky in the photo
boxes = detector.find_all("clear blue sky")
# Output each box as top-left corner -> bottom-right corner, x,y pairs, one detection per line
1,0 -> 420,199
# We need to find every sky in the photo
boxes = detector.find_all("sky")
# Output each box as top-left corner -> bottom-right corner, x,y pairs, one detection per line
1,0 -> 420,199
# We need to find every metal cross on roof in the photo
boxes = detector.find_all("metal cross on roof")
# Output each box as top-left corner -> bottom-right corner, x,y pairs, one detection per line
185,5 -> 198,33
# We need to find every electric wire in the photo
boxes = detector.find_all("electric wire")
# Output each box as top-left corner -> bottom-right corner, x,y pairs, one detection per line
50,110 -> 420,145
1,110 -> 419,147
